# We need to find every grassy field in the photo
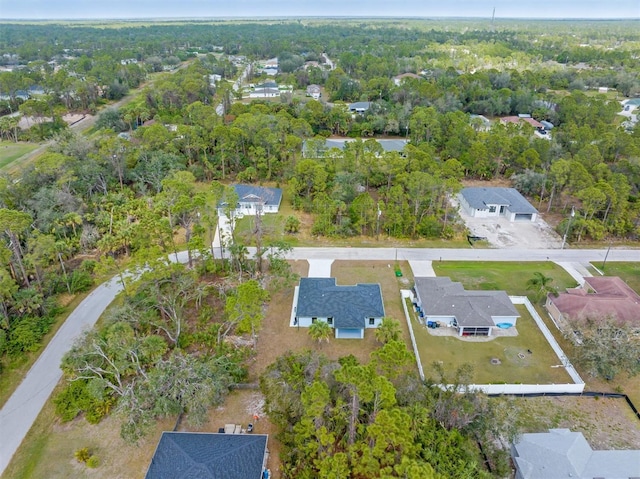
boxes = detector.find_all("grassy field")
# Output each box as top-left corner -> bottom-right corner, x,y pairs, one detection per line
410,302 -> 572,384
0,141 -> 39,170
432,261 -> 578,296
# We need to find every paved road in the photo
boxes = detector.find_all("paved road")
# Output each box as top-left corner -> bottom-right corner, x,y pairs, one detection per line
283,246 -> 636,263
0,246 -> 638,476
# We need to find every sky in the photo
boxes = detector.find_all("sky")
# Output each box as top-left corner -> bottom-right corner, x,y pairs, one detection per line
0,0 -> 638,20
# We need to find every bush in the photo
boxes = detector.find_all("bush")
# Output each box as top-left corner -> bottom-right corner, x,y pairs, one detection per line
7,316 -> 54,356
74,447 -> 91,463
284,215 -> 300,234
86,455 -> 100,468
54,379 -> 113,424
68,269 -> 94,293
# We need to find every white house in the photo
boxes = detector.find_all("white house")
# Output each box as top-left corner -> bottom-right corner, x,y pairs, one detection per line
218,185 -> 282,216
249,81 -> 281,98
459,187 -> 538,222
393,72 -> 421,86
306,84 -> 321,100
413,277 -> 519,337
348,101 -> 372,114
294,278 -> 385,339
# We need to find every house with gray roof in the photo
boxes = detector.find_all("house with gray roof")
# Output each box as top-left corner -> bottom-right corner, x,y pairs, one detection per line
348,101 -> 372,114
146,432 -> 268,479
294,278 -> 385,339
413,277 -> 519,337
218,184 -> 282,216
459,187 -> 538,222
512,428 -> 640,479
302,138 -> 408,158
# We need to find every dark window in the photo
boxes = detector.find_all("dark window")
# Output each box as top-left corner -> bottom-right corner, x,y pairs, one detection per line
489,206 -> 496,213
369,317 -> 375,325
327,317 -> 333,325
312,317 -> 317,324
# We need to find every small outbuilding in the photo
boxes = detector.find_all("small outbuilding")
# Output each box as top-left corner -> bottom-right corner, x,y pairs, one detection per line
459,187 -> 538,222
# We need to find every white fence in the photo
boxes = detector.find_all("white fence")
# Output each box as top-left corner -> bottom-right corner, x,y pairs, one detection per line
468,383 -> 585,395
400,291 -> 585,395
509,296 -> 584,387
401,290 -> 425,381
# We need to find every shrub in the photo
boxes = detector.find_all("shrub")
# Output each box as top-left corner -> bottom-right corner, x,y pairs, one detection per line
68,269 -> 94,293
284,215 -> 300,234
74,447 -> 91,463
86,455 -> 100,468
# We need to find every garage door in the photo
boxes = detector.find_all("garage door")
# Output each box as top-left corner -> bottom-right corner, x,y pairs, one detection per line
336,328 -> 363,339
514,213 -> 533,221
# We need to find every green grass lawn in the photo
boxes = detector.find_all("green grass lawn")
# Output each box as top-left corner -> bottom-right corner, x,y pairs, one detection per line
0,141 -> 39,170
432,261 -> 578,296
598,262 -> 640,293
410,302 -> 572,385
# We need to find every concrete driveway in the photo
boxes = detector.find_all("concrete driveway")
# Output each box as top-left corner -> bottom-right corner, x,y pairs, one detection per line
458,206 -> 562,249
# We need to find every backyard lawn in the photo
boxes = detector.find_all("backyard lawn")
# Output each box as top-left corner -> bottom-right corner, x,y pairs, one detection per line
410,303 -> 573,385
432,261 -> 578,296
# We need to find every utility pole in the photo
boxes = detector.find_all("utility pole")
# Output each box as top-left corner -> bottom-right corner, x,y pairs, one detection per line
561,206 -> 575,250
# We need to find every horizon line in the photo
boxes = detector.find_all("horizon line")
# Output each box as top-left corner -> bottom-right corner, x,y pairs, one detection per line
1,15 -> 639,21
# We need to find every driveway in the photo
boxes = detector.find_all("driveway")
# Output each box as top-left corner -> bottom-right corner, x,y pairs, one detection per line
455,197 -> 562,249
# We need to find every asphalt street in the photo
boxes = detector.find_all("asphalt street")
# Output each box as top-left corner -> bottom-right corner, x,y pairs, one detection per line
0,246 -> 638,476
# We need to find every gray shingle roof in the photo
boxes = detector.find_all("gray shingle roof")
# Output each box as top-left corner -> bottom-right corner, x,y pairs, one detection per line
414,277 -> 518,327
221,184 -> 282,208
297,278 -> 385,329
348,101 -> 371,111
460,187 -> 537,214
512,429 -> 640,479
146,432 -> 268,479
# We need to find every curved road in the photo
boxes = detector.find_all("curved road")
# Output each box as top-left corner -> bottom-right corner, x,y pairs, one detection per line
0,246 -> 638,475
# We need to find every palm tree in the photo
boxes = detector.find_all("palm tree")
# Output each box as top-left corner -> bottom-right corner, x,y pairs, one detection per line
526,272 -> 557,302
375,317 -> 401,344
308,320 -> 332,345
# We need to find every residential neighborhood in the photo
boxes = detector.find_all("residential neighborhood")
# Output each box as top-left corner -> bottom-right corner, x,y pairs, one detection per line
0,12 -> 639,479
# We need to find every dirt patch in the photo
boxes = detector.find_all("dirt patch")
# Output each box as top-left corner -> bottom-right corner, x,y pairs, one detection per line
517,395 -> 640,450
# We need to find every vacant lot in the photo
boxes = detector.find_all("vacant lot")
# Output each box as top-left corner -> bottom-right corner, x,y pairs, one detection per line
516,395 -> 640,450
410,303 -> 572,384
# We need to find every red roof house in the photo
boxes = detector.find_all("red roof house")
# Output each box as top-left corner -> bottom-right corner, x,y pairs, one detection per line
545,276 -> 640,326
